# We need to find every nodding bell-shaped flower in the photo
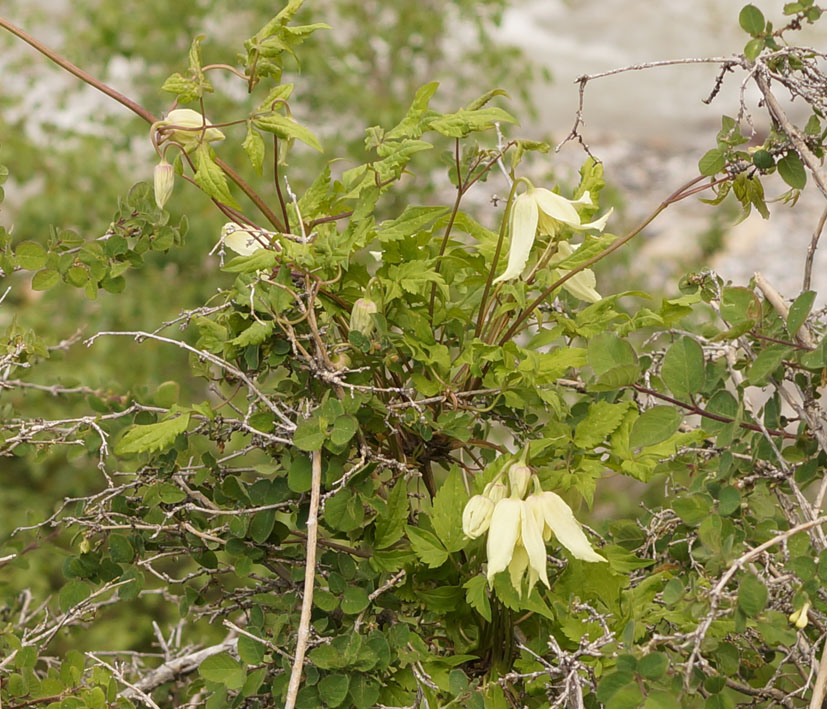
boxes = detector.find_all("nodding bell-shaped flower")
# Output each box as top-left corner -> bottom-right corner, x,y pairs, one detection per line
153,159 -> 175,209
493,186 -> 611,284
548,241 -> 602,303
159,108 -> 225,152
533,491 -> 607,563
469,478 -> 605,596
462,495 -> 495,539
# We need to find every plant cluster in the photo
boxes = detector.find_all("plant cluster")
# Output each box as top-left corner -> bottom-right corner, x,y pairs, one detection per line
1,2 -> 827,707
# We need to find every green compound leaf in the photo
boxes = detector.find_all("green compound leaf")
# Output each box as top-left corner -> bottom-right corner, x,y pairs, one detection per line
194,145 -> 240,209
253,113 -> 322,152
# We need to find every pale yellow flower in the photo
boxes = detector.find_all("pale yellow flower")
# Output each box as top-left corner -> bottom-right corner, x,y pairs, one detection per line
221,223 -> 271,256
493,187 -> 611,284
533,491 -> 606,563
548,241 -> 602,303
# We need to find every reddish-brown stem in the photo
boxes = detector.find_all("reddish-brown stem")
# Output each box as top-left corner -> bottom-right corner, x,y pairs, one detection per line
0,15 -> 285,232
632,384 -> 795,439
429,139 -> 464,320
274,136 -> 291,231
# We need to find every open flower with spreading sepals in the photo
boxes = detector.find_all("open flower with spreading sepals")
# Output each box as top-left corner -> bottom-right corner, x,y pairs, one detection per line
493,184 -> 612,296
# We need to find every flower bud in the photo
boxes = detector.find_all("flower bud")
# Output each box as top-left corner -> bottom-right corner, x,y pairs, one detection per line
161,108 -> 225,152
462,495 -> 494,539
154,159 -> 175,209
330,352 -> 351,371
483,481 -> 507,504
349,297 -> 378,337
790,602 -> 811,629
507,463 -> 532,499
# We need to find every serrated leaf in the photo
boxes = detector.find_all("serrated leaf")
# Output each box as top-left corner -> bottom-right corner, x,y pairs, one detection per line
463,575 -> 492,621
231,320 -> 274,347
385,81 -> 439,140
431,467 -> 468,553
194,146 -> 240,208
574,401 -> 630,449
376,206 -> 448,242
253,113 -> 322,151
161,73 -> 199,102
405,525 -> 448,568
242,124 -> 265,176
198,651 -> 245,689
778,152 -> 807,189
115,414 -> 190,456
661,336 -> 705,398
223,248 -> 279,273
429,106 -> 517,138
374,479 -> 408,549
629,406 -> 683,448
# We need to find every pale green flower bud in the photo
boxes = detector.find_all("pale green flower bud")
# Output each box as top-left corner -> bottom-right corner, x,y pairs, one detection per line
483,481 -> 507,504
161,108 -> 225,152
153,159 -> 175,209
790,601 -> 811,629
507,463 -> 532,500
349,297 -> 378,337
462,495 -> 494,539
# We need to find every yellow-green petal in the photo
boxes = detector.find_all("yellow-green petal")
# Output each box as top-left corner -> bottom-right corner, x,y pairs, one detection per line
522,496 -> 550,589
486,498 -> 522,584
538,491 -> 606,563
